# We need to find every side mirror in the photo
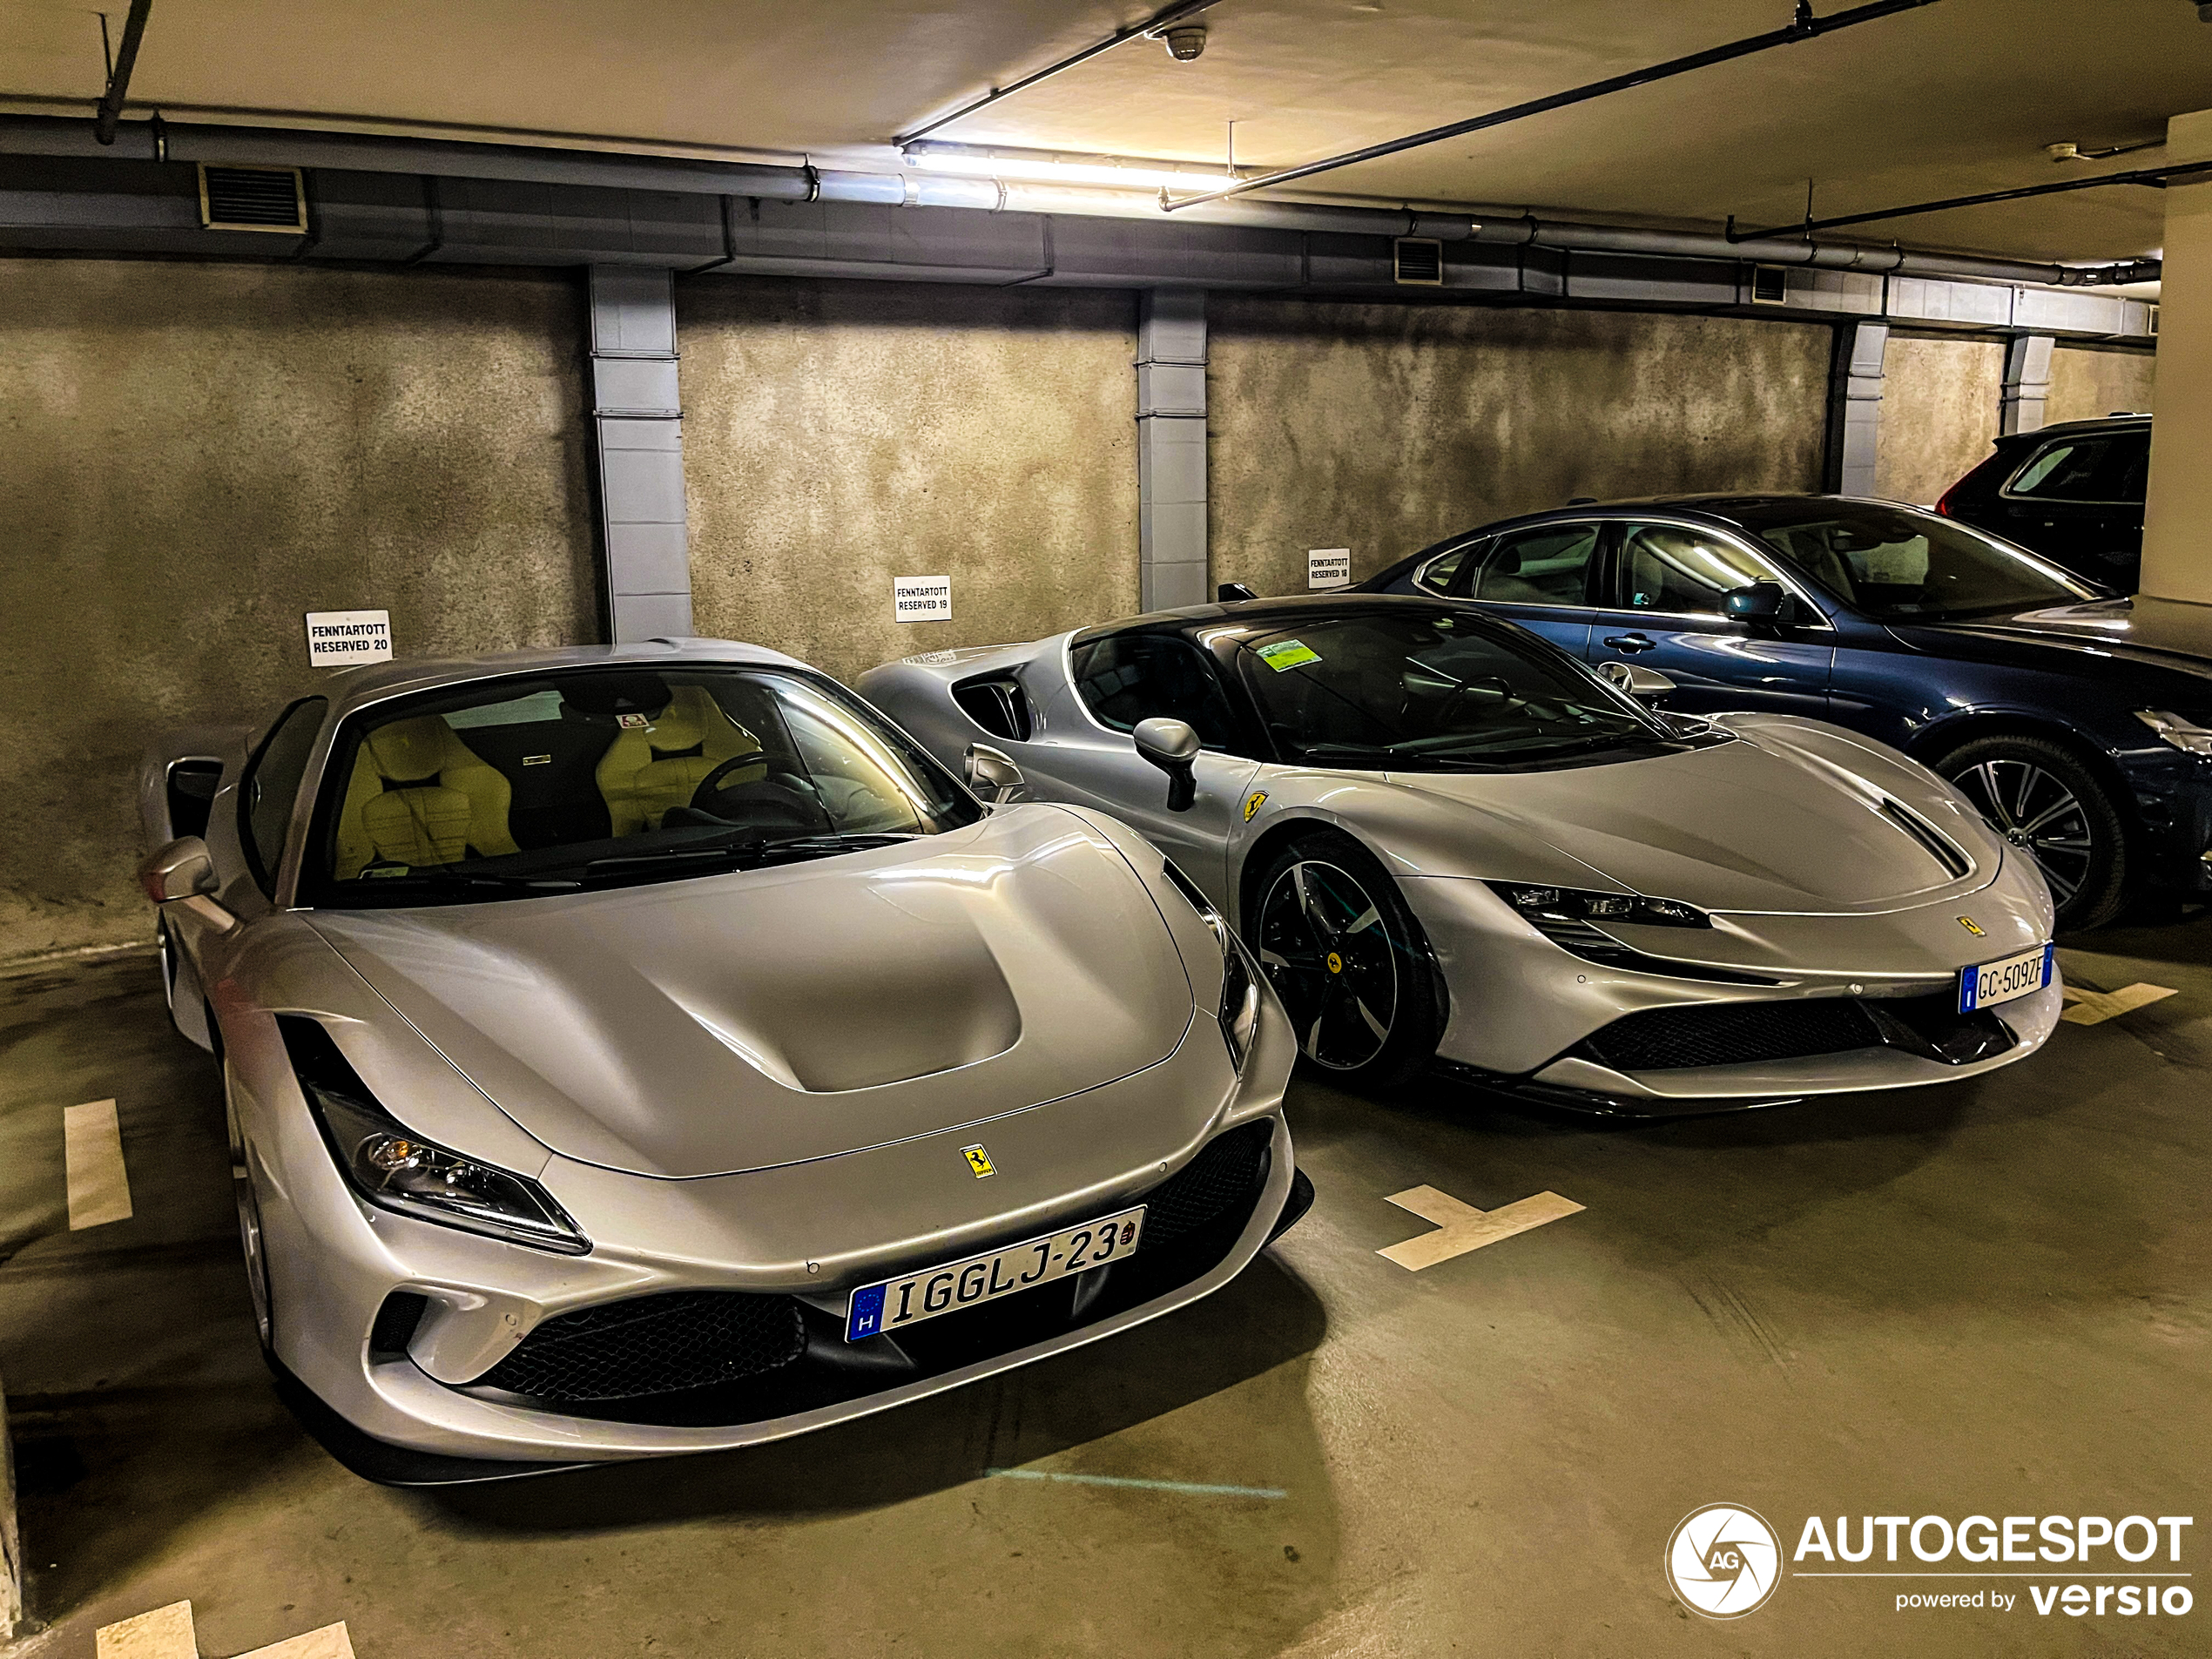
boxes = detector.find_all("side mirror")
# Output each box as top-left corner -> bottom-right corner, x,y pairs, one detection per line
1597,660 -> 1676,704
139,836 -> 219,903
1217,583 -> 1259,604
1723,580 -> 1798,627
1133,717 -> 1201,813
963,743 -> 1028,805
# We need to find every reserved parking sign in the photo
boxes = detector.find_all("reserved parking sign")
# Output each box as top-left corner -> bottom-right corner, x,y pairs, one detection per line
304,610 -> 393,667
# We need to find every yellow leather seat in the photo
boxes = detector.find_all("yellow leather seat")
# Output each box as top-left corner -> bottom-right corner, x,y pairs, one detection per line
596,686 -> 768,837
334,717 -> 520,879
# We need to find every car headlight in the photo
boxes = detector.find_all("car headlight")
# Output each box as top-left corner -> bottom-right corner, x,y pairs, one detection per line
1489,882 -> 1711,928
1160,860 -> 1263,1071
277,1015 -> 591,1256
2135,710 -> 2212,757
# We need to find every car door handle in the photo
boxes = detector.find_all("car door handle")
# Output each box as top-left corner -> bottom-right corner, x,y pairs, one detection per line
1603,633 -> 1656,653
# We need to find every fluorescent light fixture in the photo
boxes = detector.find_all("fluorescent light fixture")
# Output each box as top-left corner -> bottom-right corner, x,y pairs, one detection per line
902,141 -> 1238,192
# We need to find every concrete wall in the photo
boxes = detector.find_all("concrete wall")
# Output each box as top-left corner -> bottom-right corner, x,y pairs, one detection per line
2047,343 -> 2157,425
0,260 -> 597,963
678,279 -> 1139,685
1874,333 -> 2006,506
1206,301 -> 1832,592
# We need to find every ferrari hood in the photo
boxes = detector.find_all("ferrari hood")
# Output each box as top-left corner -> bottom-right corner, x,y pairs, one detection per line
307,806 -> 1194,1178
1387,725 -> 1983,914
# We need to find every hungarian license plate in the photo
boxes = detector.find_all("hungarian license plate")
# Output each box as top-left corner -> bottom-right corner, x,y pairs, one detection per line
1958,943 -> 2054,1013
845,1205 -> 1146,1342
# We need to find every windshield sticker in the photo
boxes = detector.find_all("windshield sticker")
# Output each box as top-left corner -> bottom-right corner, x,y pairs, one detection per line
1256,639 -> 1322,672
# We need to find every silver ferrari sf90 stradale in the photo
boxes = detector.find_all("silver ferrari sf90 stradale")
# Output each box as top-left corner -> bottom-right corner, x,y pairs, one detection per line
858,595 -> 2061,1109
138,639 -> 1303,1480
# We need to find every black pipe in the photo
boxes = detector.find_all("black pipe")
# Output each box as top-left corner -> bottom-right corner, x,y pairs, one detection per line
93,0 -> 154,146
1161,0 -> 1945,212
1734,161 -> 2210,243
894,0 -> 1223,146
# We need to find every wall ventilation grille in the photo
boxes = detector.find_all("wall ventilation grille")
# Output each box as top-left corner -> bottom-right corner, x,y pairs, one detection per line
198,164 -> 307,233
1750,265 -> 1789,305
1393,237 -> 1444,286
2148,303 -> 2161,338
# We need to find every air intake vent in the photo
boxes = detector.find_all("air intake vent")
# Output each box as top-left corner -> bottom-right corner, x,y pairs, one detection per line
1393,237 -> 1444,286
951,673 -> 1033,742
1878,799 -> 1973,880
1750,264 -> 1789,305
198,164 -> 307,233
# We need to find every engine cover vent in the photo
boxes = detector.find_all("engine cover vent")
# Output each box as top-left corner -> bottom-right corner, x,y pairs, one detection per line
1393,237 -> 1444,286
1749,264 -> 1789,305
198,164 -> 307,233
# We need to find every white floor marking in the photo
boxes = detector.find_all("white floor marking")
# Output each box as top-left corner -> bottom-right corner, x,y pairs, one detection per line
64,1099 -> 133,1231
96,1601 -> 354,1659
2060,982 -> 2178,1026
988,1468 -> 1285,1499
1377,1185 -> 1583,1271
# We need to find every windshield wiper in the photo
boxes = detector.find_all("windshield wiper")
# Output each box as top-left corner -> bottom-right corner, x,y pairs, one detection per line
349,869 -> 580,893
580,832 -> 918,881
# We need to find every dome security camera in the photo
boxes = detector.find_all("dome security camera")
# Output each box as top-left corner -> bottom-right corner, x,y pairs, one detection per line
1161,23 -> 1207,60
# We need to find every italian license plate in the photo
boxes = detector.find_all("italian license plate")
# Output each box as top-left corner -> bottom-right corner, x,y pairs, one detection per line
845,1205 -> 1146,1342
1958,943 -> 2054,1013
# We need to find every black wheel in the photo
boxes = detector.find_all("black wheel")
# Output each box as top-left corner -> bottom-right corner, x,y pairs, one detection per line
1247,830 -> 1444,1089
1936,735 -> 2128,931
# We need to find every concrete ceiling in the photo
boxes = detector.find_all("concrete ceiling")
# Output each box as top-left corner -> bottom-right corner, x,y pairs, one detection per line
3,0 -> 2209,264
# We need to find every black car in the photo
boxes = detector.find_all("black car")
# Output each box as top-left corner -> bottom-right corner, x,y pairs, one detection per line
1359,493 -> 2212,929
1936,414 -> 2149,592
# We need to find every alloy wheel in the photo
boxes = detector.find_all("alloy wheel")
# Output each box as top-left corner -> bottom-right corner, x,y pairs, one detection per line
228,1100 -> 273,1348
1255,858 -> 1400,1071
1946,758 -> 2095,907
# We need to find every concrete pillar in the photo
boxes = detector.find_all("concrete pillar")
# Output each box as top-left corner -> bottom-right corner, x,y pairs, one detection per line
1825,320 -> 1889,497
2143,109 -> 2212,604
587,266 -> 694,641
2000,334 -> 2055,435
1136,289 -> 1209,611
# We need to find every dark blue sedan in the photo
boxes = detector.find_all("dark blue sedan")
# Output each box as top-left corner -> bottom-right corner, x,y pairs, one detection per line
1359,495 -> 2212,929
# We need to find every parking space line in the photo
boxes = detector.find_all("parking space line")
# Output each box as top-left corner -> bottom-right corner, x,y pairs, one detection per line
987,1468 -> 1285,1499
1377,1185 -> 1583,1271
2060,983 -> 2177,1026
64,1099 -> 133,1231
96,1602 -> 354,1659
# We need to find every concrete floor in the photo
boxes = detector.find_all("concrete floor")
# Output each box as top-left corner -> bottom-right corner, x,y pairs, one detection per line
2,927 -> 2207,1659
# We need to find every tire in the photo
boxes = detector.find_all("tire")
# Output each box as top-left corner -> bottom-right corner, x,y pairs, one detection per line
1246,829 -> 1446,1089
1935,734 -> 2128,931
226,1090 -> 275,1353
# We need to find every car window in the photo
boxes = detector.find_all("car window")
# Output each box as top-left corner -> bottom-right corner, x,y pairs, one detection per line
1235,612 -> 1676,771
1735,501 -> 2090,621
299,667 -> 979,907
1070,634 -> 1242,749
239,698 -> 328,894
1414,543 -> 1476,595
1469,524 -> 1600,606
2005,434 -> 2148,505
1616,523 -> 1785,617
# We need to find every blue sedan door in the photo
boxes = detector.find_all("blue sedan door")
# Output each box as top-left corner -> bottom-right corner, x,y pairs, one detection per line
1449,520 -> 1604,658
1585,519 -> 1835,718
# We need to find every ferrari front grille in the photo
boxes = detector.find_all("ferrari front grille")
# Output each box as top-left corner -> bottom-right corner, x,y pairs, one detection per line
1138,1120 -> 1273,1247
475,1291 -> 807,1403
1579,989 -> 2018,1073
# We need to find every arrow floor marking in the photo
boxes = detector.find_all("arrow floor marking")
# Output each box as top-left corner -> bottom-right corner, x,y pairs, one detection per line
1376,1185 -> 1584,1271
2060,982 -> 2177,1026
95,1601 -> 353,1659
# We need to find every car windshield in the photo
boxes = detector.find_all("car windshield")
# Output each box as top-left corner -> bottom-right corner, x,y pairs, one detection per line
300,665 -> 981,907
1732,502 -> 2094,621
1236,611 -> 1683,771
